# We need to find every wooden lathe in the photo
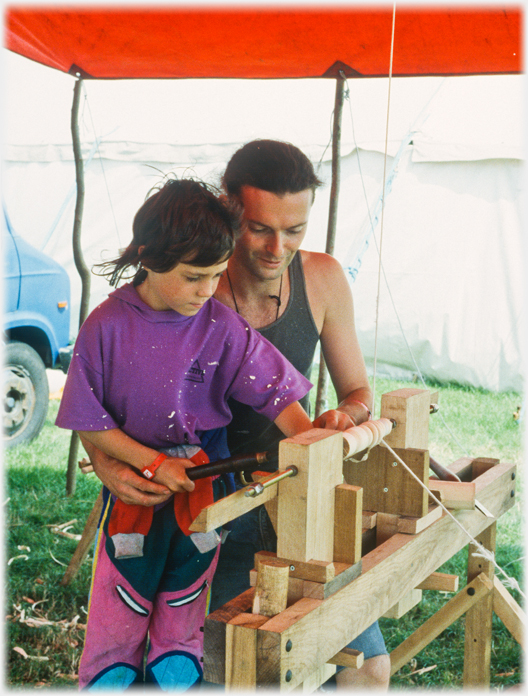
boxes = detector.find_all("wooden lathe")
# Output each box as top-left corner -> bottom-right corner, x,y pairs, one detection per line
190,388 -> 522,690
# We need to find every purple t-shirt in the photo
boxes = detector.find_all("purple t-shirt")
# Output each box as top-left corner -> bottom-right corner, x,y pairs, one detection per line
56,283 -> 312,449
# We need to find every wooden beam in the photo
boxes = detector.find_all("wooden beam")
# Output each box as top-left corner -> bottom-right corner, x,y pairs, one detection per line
327,647 -> 364,669
390,572 -> 494,675
416,572 -> 459,592
492,576 -> 525,647
189,471 -> 279,533
463,524 -> 496,688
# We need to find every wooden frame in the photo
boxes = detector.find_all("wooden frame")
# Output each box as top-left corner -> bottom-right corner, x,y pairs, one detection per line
202,390 -> 520,690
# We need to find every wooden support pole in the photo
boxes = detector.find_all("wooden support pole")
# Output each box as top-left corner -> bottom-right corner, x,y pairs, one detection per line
315,73 -> 344,418
66,77 -> 91,496
390,572 -> 494,675
463,524 -> 496,688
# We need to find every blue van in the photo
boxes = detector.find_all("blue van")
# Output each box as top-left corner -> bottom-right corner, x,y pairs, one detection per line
3,209 -> 72,447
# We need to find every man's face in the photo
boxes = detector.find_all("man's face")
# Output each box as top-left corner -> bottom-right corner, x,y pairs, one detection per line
233,186 -> 313,281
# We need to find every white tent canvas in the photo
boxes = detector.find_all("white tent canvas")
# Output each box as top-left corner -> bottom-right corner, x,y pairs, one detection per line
3,50 -> 524,392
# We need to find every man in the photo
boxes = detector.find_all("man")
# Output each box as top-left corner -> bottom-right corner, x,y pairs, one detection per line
87,140 -> 390,689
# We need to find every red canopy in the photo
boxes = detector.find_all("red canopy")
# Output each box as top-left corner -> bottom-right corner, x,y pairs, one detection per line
4,6 -> 522,79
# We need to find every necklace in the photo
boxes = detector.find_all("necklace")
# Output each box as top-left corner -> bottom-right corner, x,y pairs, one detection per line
226,269 -> 283,321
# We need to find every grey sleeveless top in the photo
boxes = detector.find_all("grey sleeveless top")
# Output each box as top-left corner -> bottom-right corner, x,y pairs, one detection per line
226,252 -> 319,463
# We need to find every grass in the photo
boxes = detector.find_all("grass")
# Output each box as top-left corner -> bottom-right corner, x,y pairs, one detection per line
5,377 -> 524,689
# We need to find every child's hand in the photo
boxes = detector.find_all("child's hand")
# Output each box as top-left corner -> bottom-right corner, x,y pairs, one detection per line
153,457 -> 196,493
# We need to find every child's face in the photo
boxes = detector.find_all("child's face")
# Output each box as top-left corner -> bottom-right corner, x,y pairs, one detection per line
138,260 -> 228,315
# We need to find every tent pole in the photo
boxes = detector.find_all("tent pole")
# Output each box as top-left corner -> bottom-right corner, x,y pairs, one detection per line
66,78 -> 91,495
315,74 -> 344,418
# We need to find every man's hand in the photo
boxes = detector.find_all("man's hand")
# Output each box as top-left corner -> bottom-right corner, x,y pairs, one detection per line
312,408 -> 356,431
80,434 -> 172,506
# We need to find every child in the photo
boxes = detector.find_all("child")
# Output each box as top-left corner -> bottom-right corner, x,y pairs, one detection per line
56,178 -> 313,690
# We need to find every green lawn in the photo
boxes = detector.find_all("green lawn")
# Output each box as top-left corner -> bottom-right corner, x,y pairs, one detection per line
5,377 -> 524,688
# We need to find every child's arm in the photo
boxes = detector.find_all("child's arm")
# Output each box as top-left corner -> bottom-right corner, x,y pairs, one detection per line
273,401 -> 313,438
77,428 -> 195,494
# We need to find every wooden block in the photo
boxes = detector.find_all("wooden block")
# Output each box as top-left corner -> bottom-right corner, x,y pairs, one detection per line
362,510 -> 377,530
225,613 -> 269,689
380,388 -> 431,449
383,588 -> 422,618
334,484 -> 362,565
277,429 -> 343,563
493,576 -> 525,647
376,512 -> 400,545
255,550 -> 335,583
252,558 -> 290,617
417,572 -> 459,592
345,446 -> 429,517
203,588 -> 254,683
327,647 -> 364,669
429,480 -> 476,510
397,504 -> 442,534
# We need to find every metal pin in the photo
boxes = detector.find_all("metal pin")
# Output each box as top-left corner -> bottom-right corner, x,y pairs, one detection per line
245,466 -> 298,497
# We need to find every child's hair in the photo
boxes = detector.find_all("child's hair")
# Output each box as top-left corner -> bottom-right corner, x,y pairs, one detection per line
222,139 -> 323,198
96,177 -> 242,287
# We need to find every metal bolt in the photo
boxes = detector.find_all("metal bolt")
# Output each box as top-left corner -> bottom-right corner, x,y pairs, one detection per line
289,565 -> 295,572
383,487 -> 389,493
285,670 -> 293,683
392,461 -> 398,467
467,587 -> 476,596
511,490 -> 515,498
511,472 -> 516,480
285,640 -> 293,652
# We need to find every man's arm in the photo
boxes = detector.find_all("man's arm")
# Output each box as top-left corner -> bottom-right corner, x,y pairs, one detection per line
80,435 -> 172,506
78,428 -> 196,496
304,252 -> 372,431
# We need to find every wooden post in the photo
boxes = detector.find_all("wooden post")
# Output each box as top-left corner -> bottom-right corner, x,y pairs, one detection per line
463,523 -> 496,688
344,389 -> 431,517
66,77 -> 91,496
276,430 -> 343,563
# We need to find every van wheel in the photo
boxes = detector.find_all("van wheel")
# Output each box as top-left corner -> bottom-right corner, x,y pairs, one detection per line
4,341 -> 49,447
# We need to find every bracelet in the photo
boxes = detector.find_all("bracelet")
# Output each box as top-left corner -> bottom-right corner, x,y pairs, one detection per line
141,452 -> 168,480
349,399 -> 372,421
